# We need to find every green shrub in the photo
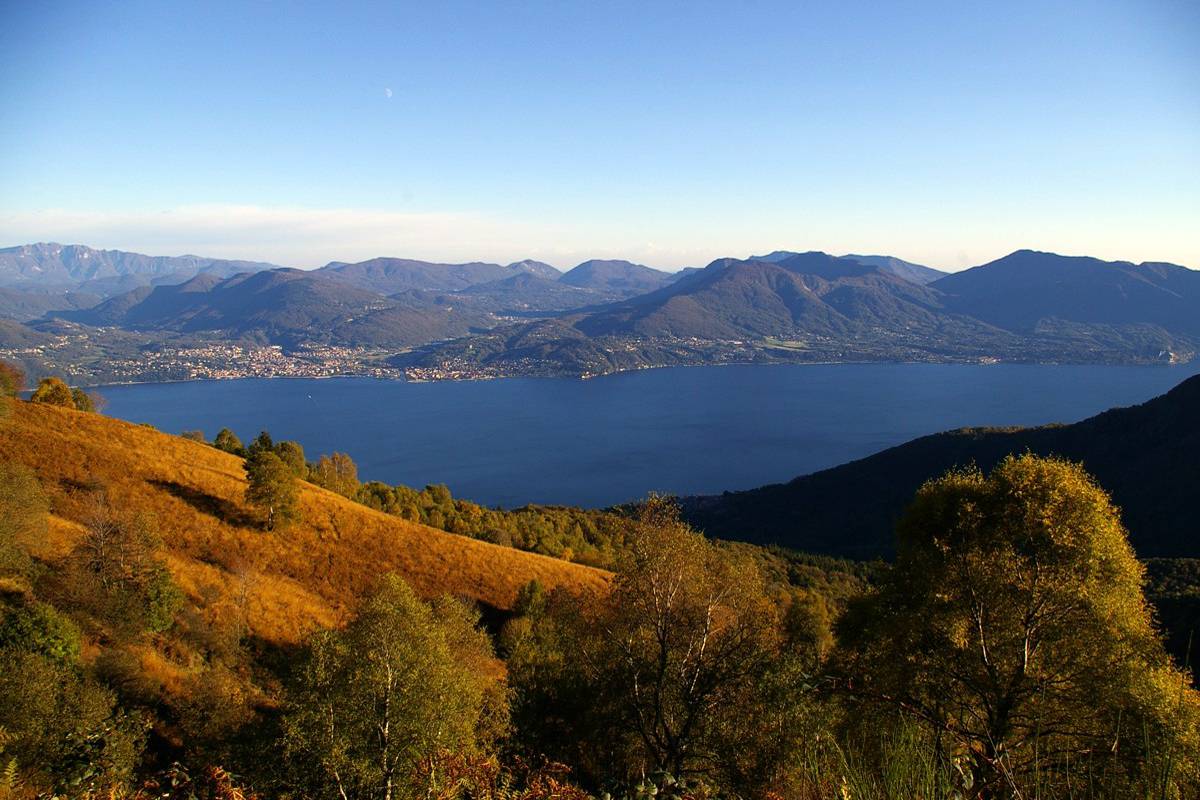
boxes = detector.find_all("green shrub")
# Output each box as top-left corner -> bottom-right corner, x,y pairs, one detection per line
0,600 -> 82,663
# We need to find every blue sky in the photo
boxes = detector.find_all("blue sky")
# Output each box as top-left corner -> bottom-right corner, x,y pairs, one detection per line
1,0 -> 1197,271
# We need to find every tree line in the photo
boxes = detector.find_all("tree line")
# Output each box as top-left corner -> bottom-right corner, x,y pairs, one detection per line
195,425 -> 638,567
2,366 -> 105,415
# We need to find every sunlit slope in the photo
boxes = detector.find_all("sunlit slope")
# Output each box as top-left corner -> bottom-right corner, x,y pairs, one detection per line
0,401 -> 610,644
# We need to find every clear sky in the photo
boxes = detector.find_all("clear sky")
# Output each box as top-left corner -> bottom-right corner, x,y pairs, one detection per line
1,0 -> 1197,271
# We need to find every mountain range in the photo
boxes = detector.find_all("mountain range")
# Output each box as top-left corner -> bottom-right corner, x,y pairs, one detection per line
2,243 -> 1197,380
683,372 -> 1200,559
408,250 -> 1200,377
315,256 -> 561,294
53,268 -> 499,348
0,242 -> 281,295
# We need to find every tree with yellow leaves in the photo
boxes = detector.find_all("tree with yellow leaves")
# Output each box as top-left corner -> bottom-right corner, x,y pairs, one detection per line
838,454 -> 1200,798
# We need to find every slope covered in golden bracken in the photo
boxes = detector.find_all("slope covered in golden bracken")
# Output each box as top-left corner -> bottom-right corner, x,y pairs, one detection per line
0,400 -> 610,646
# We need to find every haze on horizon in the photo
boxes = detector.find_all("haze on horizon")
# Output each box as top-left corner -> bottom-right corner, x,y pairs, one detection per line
1,0 -> 1197,272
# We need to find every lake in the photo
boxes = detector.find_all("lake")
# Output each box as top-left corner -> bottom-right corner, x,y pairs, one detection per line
98,363 -> 1200,509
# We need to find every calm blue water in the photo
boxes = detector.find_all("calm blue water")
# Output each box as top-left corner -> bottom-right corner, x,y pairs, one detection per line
98,364 -> 1200,508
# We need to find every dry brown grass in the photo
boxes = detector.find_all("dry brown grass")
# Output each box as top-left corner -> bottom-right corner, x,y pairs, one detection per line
0,401 -> 610,646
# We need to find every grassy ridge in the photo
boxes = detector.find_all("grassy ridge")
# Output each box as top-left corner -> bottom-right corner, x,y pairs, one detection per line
0,401 -> 609,647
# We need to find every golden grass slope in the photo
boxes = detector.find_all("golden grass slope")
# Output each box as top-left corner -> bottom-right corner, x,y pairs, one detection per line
0,401 -> 610,645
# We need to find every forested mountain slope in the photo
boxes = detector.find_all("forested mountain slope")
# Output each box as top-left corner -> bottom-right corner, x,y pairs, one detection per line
684,372 -> 1200,559
932,249 -> 1200,335
316,256 -> 560,293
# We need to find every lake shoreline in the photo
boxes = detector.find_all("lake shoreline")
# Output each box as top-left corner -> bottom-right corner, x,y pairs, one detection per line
94,363 -> 1200,510
83,356 -> 1197,391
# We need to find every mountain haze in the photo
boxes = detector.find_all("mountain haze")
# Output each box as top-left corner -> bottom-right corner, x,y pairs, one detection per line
0,243 -> 281,295
0,286 -> 102,321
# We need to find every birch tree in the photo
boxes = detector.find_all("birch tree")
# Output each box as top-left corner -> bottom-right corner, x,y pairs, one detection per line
282,575 -> 501,800
838,454 -> 1200,798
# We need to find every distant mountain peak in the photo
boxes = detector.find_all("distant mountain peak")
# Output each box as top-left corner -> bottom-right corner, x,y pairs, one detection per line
931,249 -> 1200,335
560,259 -> 674,293
506,259 -> 562,279
842,254 -> 947,285
751,250 -> 814,262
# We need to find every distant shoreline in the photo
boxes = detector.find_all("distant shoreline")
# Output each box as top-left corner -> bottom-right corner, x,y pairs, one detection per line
81,358 -> 1200,392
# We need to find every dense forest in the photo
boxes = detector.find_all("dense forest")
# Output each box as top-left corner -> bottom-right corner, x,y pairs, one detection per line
3,363 -> 1200,799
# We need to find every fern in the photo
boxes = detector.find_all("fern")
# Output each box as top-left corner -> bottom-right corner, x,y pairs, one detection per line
1,757 -> 20,795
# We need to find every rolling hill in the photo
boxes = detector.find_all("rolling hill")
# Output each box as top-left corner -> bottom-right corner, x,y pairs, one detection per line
683,372 -> 1200,559
316,256 -> 560,294
457,272 -> 617,313
559,259 -> 676,295
0,318 -> 50,348
0,286 -> 102,321
0,400 -> 609,646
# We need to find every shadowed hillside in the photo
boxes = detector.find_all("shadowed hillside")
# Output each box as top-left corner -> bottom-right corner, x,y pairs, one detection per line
0,401 -> 609,646
684,372 -> 1200,559
932,249 -> 1200,336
